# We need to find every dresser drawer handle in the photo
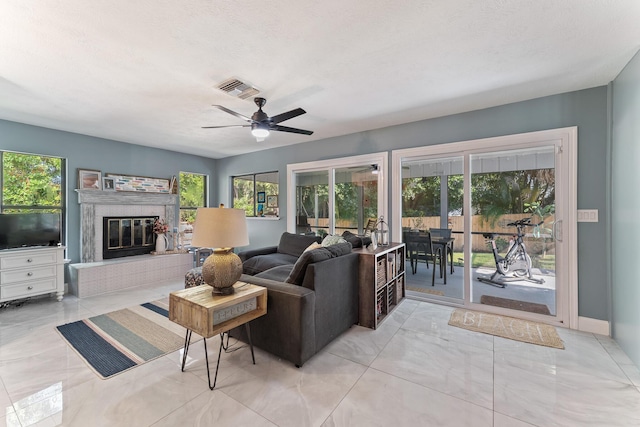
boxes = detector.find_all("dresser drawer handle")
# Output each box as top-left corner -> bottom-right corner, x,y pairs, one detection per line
27,272 -> 33,276
27,258 -> 33,263
27,286 -> 33,290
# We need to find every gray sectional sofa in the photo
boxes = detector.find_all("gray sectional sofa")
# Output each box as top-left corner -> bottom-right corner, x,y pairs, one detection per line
233,232 -> 360,367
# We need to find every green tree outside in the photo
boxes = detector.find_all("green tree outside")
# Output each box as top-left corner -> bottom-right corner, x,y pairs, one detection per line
2,152 -> 62,213
179,172 -> 206,224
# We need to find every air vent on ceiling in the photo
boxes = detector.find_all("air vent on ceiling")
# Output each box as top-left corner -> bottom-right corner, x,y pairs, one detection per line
216,78 -> 260,100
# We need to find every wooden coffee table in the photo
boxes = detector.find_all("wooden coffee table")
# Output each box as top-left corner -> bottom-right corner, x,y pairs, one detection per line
169,281 -> 267,389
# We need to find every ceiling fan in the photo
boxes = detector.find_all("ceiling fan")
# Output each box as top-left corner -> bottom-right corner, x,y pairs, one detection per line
202,97 -> 313,139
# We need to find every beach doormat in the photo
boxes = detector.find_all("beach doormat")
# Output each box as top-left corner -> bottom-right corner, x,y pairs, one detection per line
448,309 -> 564,349
57,299 -> 197,379
480,295 -> 551,315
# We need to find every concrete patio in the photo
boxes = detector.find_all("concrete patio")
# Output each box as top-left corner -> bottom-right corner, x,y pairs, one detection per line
404,258 -> 557,316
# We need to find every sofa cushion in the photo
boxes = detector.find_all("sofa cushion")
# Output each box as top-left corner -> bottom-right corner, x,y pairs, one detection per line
285,247 -> 333,285
255,264 -> 294,282
321,234 -> 347,247
242,252 -> 298,275
277,232 -> 322,258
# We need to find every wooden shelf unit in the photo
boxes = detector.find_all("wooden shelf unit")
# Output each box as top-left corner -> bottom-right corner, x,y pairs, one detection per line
354,242 -> 405,329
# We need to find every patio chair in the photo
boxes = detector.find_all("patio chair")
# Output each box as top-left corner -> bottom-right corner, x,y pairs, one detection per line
363,218 -> 377,237
403,231 -> 442,286
430,228 -> 454,274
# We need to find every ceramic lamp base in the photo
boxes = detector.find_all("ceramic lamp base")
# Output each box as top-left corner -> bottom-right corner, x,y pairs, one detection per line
201,248 -> 242,296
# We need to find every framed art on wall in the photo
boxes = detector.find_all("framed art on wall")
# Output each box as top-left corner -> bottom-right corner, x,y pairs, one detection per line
267,195 -> 278,208
106,173 -> 170,193
78,169 -> 101,190
257,191 -> 266,203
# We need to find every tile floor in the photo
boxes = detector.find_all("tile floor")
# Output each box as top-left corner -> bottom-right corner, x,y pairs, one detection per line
1,281 -> 639,427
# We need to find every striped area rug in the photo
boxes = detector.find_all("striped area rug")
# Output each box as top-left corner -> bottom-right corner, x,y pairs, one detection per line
57,299 -> 194,379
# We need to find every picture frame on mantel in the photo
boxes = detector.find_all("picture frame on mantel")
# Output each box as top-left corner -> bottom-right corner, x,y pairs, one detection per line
78,169 -> 101,190
102,177 -> 116,191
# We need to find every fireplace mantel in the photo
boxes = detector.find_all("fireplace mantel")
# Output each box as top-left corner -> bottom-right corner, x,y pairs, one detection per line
76,189 -> 178,263
76,189 -> 177,206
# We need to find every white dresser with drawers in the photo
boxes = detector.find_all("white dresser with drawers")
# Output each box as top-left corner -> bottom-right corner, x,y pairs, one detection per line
0,246 -> 65,303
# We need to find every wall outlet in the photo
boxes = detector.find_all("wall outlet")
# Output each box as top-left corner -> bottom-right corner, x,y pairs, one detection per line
577,209 -> 598,222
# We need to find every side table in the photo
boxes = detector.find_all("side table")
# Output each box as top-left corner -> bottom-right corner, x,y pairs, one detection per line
169,281 -> 267,389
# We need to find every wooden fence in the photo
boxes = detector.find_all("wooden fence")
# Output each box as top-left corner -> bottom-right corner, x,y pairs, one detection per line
306,214 -> 551,253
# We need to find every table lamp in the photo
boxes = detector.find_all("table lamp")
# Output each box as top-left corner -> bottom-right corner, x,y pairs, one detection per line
191,205 -> 249,295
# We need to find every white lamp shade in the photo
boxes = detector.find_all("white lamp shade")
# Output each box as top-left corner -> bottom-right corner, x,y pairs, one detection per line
191,207 -> 249,249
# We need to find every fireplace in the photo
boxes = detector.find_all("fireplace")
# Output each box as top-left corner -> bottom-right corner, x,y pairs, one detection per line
102,216 -> 158,260
77,189 -> 178,263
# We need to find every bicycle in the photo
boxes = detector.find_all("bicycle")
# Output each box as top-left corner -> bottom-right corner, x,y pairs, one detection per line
476,217 -> 545,288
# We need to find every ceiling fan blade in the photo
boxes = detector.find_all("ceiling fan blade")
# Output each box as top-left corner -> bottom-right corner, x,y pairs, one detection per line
211,105 -> 253,122
201,125 -> 250,129
269,108 -> 306,124
271,124 -> 314,135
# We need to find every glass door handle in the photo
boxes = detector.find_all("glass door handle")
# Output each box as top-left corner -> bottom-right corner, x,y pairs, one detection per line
553,220 -> 563,242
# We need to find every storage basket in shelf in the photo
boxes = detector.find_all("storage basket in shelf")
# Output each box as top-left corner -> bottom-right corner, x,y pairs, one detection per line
386,253 -> 396,282
376,258 -> 387,288
376,287 -> 386,319
396,276 -> 404,300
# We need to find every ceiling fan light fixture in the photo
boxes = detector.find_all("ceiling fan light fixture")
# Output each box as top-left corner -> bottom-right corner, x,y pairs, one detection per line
251,125 -> 270,138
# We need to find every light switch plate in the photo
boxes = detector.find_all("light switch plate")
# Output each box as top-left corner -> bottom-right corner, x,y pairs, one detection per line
577,209 -> 598,222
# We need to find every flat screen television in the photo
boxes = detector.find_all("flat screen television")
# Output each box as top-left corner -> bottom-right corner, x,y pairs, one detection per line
0,213 -> 61,250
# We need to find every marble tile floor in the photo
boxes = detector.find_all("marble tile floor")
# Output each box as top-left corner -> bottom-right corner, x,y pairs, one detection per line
1,281 -> 639,427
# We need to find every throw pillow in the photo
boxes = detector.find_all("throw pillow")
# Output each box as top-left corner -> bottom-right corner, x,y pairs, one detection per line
321,234 -> 347,247
285,247 -> 333,285
341,230 -> 363,248
325,241 -> 352,257
304,242 -> 323,253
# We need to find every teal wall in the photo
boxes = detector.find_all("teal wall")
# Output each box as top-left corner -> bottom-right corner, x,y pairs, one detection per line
216,87 -> 610,321
612,50 -> 640,367
0,120 -> 216,264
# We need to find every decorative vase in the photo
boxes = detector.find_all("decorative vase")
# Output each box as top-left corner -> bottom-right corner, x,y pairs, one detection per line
155,233 -> 168,253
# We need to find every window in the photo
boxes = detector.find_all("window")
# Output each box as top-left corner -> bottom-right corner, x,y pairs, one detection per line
179,172 -> 207,246
287,153 -> 387,236
232,171 -> 279,217
1,150 -> 65,240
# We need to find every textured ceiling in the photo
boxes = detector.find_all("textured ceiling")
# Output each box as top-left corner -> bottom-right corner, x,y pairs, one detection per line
0,1 -> 639,159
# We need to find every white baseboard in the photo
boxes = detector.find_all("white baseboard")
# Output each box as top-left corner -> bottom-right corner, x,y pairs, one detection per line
578,316 -> 610,336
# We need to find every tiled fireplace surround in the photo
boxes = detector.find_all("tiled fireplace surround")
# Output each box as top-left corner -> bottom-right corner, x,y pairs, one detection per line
68,190 -> 193,297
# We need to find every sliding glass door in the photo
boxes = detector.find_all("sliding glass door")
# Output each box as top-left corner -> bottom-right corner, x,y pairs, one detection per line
334,166 -> 378,235
392,128 -> 577,327
470,147 -> 557,316
288,153 -> 387,238
295,170 -> 329,235
401,156 -> 464,301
